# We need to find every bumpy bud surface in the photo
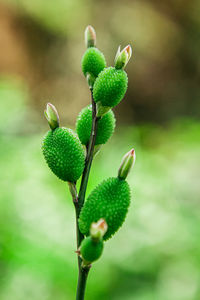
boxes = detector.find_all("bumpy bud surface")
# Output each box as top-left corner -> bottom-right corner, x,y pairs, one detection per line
76,105 -> 115,146
80,236 -> 104,266
79,177 -> 131,240
81,47 -> 106,79
93,67 -> 128,109
42,127 -> 85,182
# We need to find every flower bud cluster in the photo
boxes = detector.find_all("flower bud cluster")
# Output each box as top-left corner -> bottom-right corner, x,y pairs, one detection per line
41,25 -> 135,268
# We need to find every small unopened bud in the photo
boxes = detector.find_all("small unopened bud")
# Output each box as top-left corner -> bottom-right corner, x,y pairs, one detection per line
115,45 -> 132,69
90,219 -> 108,241
118,148 -> 135,180
44,103 -> 59,130
85,25 -> 96,48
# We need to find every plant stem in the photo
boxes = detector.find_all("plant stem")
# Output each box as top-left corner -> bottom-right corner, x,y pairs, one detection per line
76,266 -> 90,300
78,91 -> 99,216
73,89 -> 99,300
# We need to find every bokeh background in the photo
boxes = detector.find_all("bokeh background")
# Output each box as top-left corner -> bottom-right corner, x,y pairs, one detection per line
0,0 -> 200,299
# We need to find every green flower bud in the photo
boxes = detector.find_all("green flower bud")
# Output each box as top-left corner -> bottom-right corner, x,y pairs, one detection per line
115,45 -> 132,69
93,67 -> 128,111
76,105 -> 115,146
81,47 -> 106,79
42,127 -> 85,182
80,236 -> 104,266
118,148 -> 136,180
79,177 -> 131,240
44,103 -> 59,130
85,25 -> 96,48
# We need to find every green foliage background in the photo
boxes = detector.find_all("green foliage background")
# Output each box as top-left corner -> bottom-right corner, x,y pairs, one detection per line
0,0 -> 200,299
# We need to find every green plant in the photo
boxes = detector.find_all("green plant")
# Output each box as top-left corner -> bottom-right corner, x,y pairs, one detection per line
42,25 -> 135,300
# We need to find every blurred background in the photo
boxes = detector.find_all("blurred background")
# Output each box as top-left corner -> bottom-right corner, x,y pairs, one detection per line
0,0 -> 200,299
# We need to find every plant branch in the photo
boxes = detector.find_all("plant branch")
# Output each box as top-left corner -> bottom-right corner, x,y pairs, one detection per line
76,90 -> 99,242
73,89 -> 99,300
76,265 -> 90,300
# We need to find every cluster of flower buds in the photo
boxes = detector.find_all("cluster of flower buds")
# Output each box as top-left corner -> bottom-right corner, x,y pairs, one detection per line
42,25 -> 135,268
81,25 -> 133,116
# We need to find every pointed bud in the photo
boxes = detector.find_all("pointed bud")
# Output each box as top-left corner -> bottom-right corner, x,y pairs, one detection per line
90,219 -> 108,241
118,148 -> 136,180
44,103 -> 59,130
85,25 -> 96,48
115,45 -> 132,69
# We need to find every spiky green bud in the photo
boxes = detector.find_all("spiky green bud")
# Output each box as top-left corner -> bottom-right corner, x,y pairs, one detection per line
42,127 -> 85,182
76,105 -> 115,146
93,67 -> 128,113
79,177 -> 131,240
81,47 -> 106,80
118,148 -> 136,180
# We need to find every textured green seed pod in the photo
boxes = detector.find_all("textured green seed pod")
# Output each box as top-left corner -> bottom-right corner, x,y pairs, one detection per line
93,67 -> 128,108
81,47 -> 106,78
80,236 -> 104,265
79,177 -> 131,240
76,105 -> 116,146
42,127 -> 85,182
